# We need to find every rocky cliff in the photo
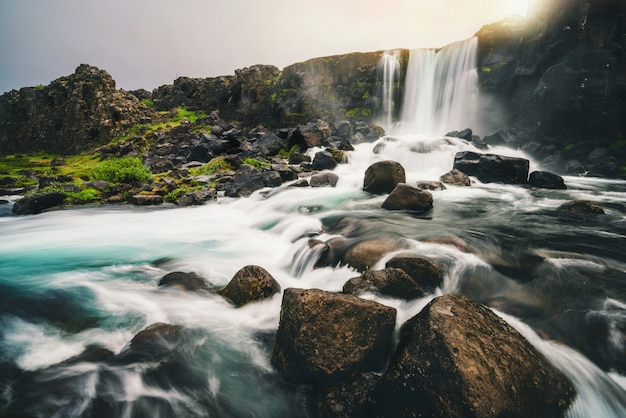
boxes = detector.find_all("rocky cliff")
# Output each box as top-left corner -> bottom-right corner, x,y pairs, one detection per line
475,0 -> 626,176
0,64 -> 157,154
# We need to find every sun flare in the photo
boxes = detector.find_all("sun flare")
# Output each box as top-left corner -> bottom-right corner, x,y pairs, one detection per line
508,0 -> 530,17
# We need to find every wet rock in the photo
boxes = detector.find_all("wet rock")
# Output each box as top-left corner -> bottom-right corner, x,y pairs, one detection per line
416,181 -> 446,191
224,170 -> 265,197
343,267 -> 424,300
381,183 -> 433,213
529,171 -> 567,189
440,168 -> 472,186
378,294 -> 575,418
424,236 -> 469,252
341,238 -> 407,272
363,160 -> 406,194
271,288 -> 396,386
116,322 -> 184,363
219,265 -> 281,307
559,200 -> 605,214
310,172 -> 339,187
454,151 -> 530,184
313,236 -> 350,268
251,131 -> 288,157
315,372 -> 379,418
445,128 -> 473,140
12,192 -> 66,215
157,271 -> 211,292
128,194 -> 163,206
385,254 -> 444,289
312,151 -> 338,171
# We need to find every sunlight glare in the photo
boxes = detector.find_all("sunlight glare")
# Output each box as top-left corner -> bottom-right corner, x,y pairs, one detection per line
508,0 -> 529,17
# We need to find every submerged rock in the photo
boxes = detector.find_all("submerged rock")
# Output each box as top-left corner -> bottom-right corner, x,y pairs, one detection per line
341,238 -> 406,272
363,160 -> 406,194
158,271 -> 212,292
378,294 -> 575,418
219,265 -> 281,307
559,199 -> 606,215
271,288 -> 396,387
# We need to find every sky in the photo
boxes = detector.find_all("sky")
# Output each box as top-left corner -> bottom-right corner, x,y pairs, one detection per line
0,0 -> 532,94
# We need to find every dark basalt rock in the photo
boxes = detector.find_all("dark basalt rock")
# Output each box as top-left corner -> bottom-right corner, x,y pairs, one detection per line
385,254 -> 444,289
310,172 -> 339,188
128,194 -> 163,206
454,151 -> 530,184
529,171 -> 567,189
378,294 -> 575,418
315,372 -> 380,418
343,267 -> 424,300
271,288 -> 396,387
363,160 -> 406,195
381,183 -> 433,212
12,192 -> 66,215
219,265 -> 281,307
312,150 -> 338,171
116,322 -> 184,363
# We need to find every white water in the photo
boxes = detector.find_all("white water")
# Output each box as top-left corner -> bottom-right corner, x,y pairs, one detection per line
1,38 -> 626,417
396,37 -> 479,137
376,50 -> 401,129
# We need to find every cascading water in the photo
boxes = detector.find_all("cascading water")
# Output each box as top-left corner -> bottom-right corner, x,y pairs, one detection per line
1,38 -> 626,417
376,50 -> 401,130
395,37 -> 479,137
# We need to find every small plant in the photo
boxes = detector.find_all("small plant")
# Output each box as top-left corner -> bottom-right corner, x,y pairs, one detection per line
141,98 -> 155,108
191,157 -> 234,176
90,156 -> 152,183
242,158 -> 270,168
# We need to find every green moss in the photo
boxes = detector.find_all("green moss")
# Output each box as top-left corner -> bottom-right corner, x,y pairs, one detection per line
141,98 -> 155,108
564,144 -> 575,151
345,108 -> 372,118
481,66 -> 492,73
278,144 -> 300,159
242,158 -> 270,168
90,156 -> 152,183
362,91 -> 371,100
610,139 -> 626,150
191,157 -> 233,176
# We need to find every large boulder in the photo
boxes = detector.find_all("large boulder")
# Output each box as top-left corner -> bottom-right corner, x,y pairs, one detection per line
363,160 -> 406,194
219,265 -> 281,307
271,288 -> 396,387
454,152 -> 530,184
378,294 -> 575,418
528,171 -> 567,189
343,267 -> 424,300
12,192 -> 66,215
315,372 -> 380,417
385,254 -> 444,289
381,183 -> 433,213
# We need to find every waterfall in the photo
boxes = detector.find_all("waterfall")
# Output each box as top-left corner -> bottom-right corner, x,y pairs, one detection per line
376,50 -> 401,130
393,37 -> 479,137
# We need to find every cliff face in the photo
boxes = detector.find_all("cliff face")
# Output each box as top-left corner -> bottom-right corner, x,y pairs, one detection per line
476,0 -> 626,176
0,64 -> 157,154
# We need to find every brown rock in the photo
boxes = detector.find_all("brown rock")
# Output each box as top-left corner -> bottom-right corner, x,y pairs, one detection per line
363,160 -> 406,194
385,254 -> 444,288
219,265 -> 281,307
341,238 -> 406,272
271,288 -> 396,387
343,268 -> 424,300
381,183 -> 433,212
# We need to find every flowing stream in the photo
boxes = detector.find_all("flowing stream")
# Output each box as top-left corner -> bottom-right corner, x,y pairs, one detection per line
1,38 -> 626,417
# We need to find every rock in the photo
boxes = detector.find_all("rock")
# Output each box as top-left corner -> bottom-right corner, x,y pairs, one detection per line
381,183 -> 433,213
454,152 -> 530,184
385,254 -> 444,288
310,172 -> 339,187
416,181 -> 446,191
313,236 -> 350,268
312,151 -> 338,171
440,168 -> 472,186
528,171 -> 567,189
84,180 -> 110,191
12,192 -> 66,215
128,194 -> 163,206
559,200 -> 605,214
224,170 -> 265,197
50,158 -> 66,166
424,236 -> 469,252
251,131 -> 288,156
445,128 -> 473,140
343,267 -> 424,300
378,294 -> 575,418
270,288 -> 396,386
219,265 -> 281,307
116,322 -> 183,363
341,238 -> 406,272
315,372 -> 379,418
157,271 -> 211,292
363,160 -> 406,194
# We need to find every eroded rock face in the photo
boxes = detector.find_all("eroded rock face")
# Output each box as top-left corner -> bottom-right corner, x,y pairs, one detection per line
0,64 -> 156,154
271,288 -> 396,387
378,294 -> 575,418
363,161 -> 406,195
219,265 -> 281,307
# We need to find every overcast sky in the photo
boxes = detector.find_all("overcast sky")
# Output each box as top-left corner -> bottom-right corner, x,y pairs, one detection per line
0,0 -> 532,94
